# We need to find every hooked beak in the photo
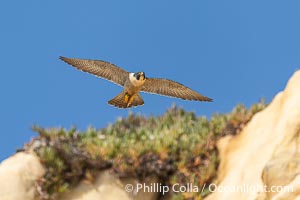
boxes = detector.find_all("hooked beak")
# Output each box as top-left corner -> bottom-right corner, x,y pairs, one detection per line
139,72 -> 145,80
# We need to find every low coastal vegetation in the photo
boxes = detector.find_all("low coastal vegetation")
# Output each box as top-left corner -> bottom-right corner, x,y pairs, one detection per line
25,101 -> 266,199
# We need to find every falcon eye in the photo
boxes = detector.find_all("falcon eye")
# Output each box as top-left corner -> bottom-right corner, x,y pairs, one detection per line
134,73 -> 141,80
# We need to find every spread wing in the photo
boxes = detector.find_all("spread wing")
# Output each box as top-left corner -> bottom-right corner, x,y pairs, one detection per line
60,56 -> 129,86
141,78 -> 213,101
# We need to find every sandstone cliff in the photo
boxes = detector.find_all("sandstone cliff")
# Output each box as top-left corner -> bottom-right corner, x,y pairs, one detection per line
0,153 -> 44,200
206,70 -> 300,200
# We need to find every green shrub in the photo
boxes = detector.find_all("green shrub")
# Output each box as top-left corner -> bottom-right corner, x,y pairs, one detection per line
27,100 -> 266,199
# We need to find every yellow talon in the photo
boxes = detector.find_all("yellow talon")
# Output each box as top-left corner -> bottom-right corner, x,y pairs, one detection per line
127,96 -> 134,107
124,94 -> 129,103
124,94 -> 134,107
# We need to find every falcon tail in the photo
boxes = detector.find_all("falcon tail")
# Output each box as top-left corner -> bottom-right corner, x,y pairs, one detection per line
108,92 -> 144,108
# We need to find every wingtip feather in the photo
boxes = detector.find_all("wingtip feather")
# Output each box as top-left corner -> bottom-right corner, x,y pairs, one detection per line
205,97 -> 213,102
59,56 -> 65,60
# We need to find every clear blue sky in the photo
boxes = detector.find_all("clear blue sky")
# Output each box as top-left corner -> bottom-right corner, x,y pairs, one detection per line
1,1 -> 300,161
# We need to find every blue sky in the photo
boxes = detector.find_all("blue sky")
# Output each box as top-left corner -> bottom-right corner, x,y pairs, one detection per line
1,1 -> 300,161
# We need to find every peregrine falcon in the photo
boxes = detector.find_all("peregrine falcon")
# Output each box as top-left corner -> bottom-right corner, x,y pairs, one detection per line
60,56 -> 213,108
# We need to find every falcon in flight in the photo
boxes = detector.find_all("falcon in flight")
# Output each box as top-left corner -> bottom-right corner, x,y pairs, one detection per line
60,56 -> 213,108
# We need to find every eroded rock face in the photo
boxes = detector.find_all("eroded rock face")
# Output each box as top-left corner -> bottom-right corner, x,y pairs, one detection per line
0,152 -> 45,200
0,153 -> 159,200
206,70 -> 300,200
58,171 -> 159,200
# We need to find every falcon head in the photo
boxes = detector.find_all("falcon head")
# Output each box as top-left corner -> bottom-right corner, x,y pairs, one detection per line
129,72 -> 146,87
133,72 -> 146,81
